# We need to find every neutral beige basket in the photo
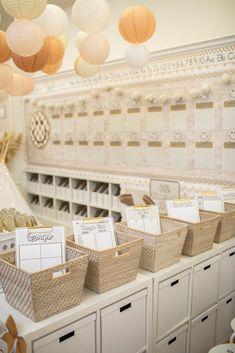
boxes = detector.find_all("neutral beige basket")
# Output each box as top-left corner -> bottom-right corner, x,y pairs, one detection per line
200,203 -> 235,243
0,246 -> 88,321
115,218 -> 188,272
164,211 -> 220,256
67,231 -> 143,294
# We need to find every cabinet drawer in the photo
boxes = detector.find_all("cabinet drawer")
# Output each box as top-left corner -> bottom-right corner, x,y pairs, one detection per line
190,306 -> 216,353
192,256 -> 219,317
216,291 -> 235,344
33,313 -> 96,353
156,270 -> 190,340
156,324 -> 188,353
219,247 -> 235,299
101,289 -> 147,353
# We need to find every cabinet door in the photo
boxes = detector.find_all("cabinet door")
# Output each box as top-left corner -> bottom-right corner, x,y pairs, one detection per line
33,314 -> 96,353
156,325 -> 188,353
219,247 -> 235,299
216,291 -> 235,344
101,290 -> 147,353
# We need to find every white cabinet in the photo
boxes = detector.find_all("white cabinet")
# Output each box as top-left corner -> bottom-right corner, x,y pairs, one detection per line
101,289 -> 147,353
33,314 -> 96,353
216,291 -> 235,344
192,256 -> 220,317
156,270 -> 190,340
219,247 -> 235,299
190,306 -> 216,353
155,325 -> 188,353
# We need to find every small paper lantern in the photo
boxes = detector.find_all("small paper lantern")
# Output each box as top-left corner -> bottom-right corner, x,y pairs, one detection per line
0,31 -> 11,63
42,61 -> 62,75
35,5 -> 68,37
125,45 -> 149,69
11,43 -> 48,73
44,37 -> 65,66
119,5 -> 156,44
72,0 -> 111,33
6,19 -> 45,57
0,64 -> 13,89
75,57 -> 99,77
0,90 -> 8,102
75,31 -> 87,50
1,0 -> 46,19
5,73 -> 34,96
79,33 -> 110,65
58,33 -> 68,47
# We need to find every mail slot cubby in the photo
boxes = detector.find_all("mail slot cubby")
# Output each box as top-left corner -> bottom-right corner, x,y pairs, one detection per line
111,183 -> 121,211
101,290 -> 147,353
41,196 -> 54,219
72,203 -> 88,220
89,206 -> 109,218
27,172 -> 40,194
112,211 -> 122,223
41,174 -> 54,197
28,193 -> 41,214
90,181 -> 109,208
219,247 -> 235,299
156,270 -> 190,340
192,255 -> 220,318
156,324 -> 188,353
55,176 -> 70,200
216,291 -> 235,344
56,200 -> 71,224
71,179 -> 88,204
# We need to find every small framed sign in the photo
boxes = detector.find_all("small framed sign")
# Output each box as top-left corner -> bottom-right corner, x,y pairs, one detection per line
150,179 -> 180,213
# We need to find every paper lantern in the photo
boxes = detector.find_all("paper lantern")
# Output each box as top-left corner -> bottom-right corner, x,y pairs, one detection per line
75,31 -> 87,50
11,43 -> 48,73
6,19 -> 45,57
125,45 -> 149,69
119,5 -> 156,44
72,0 -> 111,33
58,33 -> 68,47
42,61 -> 62,75
5,73 -> 34,96
0,64 -> 13,89
44,37 -> 65,66
0,90 -> 8,102
35,5 -> 68,37
79,33 -> 110,65
1,0 -> 46,19
75,57 -> 99,77
0,31 -> 11,63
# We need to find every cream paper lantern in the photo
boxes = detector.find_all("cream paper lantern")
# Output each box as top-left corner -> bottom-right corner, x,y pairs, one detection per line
79,33 -> 110,65
125,45 -> 149,69
72,0 -> 111,33
0,64 -> 13,89
35,5 -> 68,37
6,19 -> 45,57
75,31 -> 87,50
0,90 -> 8,102
58,33 -> 68,47
1,0 -> 47,20
75,57 -> 99,77
5,73 -> 34,96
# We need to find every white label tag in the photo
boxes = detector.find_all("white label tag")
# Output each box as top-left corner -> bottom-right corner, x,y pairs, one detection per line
126,205 -> 161,234
0,338 -> 7,353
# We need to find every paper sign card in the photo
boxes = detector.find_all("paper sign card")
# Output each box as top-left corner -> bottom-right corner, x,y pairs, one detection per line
73,217 -> 116,250
220,187 -> 235,203
197,192 -> 224,212
167,199 -> 200,223
16,227 -> 65,273
126,205 -> 161,235
150,179 -> 180,214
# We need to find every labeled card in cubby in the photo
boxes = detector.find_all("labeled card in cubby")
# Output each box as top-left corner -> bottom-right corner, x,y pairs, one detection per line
109,109 -> 123,132
167,199 -> 200,223
146,106 -> 163,131
194,142 -> 214,169
194,102 -> 214,130
147,141 -> 164,167
223,101 -> 235,129
170,142 -> 187,169
169,104 -> 187,131
126,108 -> 141,132
126,205 -> 161,235
223,142 -> 235,171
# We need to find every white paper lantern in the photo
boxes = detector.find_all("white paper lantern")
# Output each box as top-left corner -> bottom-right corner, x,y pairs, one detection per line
75,31 -> 87,50
75,57 -> 99,77
72,0 -> 111,33
125,45 -> 149,69
0,90 -> 7,102
34,5 -> 68,37
1,0 -> 46,19
0,64 -> 13,89
80,33 -> 110,65
5,73 -> 34,96
6,19 -> 45,57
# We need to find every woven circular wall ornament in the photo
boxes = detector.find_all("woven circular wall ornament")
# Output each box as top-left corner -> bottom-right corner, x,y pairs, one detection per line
0,31 -> 11,63
29,111 -> 50,149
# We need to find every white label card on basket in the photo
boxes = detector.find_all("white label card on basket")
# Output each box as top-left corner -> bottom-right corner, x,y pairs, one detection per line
16,227 -> 65,273
126,205 -> 161,235
197,192 -> 224,212
73,217 -> 117,250
0,338 -> 7,353
220,187 -> 235,203
167,199 -> 200,223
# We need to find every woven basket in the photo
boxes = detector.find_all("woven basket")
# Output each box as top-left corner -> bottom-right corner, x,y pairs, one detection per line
115,218 -> 188,272
67,232 -> 143,294
200,203 -> 235,243
0,246 -> 88,321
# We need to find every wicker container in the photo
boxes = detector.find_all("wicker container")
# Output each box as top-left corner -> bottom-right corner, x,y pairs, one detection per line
115,218 -> 188,272
67,232 -> 143,294
0,246 -> 88,322
200,202 -> 235,243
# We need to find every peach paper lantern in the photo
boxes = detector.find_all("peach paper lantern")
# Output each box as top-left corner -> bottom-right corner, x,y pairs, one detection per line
0,90 -> 8,102
11,43 -> 48,73
1,0 -> 47,20
5,73 -> 34,96
75,31 -> 87,50
79,33 -> 110,65
75,57 -> 99,77
119,5 -> 156,44
6,19 -> 45,57
42,61 -> 62,75
44,37 -> 65,66
0,31 -> 11,63
0,63 -> 13,89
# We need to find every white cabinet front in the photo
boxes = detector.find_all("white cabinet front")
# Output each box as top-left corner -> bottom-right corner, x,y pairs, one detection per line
156,325 -> 188,353
219,247 -> 235,299
216,291 -> 235,344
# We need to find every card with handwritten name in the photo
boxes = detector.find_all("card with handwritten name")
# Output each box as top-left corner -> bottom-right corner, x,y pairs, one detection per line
167,199 -> 200,223
126,205 -> 161,234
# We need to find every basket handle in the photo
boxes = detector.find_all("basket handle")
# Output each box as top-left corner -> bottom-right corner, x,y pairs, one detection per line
114,249 -> 130,258
52,267 -> 70,279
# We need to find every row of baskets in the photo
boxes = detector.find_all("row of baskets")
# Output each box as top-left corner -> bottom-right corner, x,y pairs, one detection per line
0,203 -> 235,322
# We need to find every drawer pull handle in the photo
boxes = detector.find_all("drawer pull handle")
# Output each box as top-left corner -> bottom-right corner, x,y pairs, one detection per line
201,315 -> 208,322
168,337 -> 177,345
120,303 -> 131,312
59,331 -> 75,343
204,265 -> 211,271
226,298 -> 232,304
171,280 -> 179,287
229,252 -> 235,257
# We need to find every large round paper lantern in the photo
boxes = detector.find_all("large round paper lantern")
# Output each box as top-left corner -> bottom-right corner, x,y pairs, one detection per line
75,57 -> 99,77
72,0 -> 111,33
79,33 -> 110,65
125,45 -> 149,69
1,0 -> 46,19
5,73 -> 34,96
6,19 -> 45,57
0,90 -> 8,102
44,37 -> 65,66
0,31 -> 11,63
0,64 -> 13,89
75,31 -> 87,50
35,5 -> 68,37
42,61 -> 62,75
119,5 -> 156,44
11,43 -> 48,72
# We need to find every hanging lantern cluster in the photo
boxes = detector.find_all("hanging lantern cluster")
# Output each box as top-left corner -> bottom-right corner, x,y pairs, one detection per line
0,0 -> 68,98
119,5 -> 156,69
72,0 -> 111,78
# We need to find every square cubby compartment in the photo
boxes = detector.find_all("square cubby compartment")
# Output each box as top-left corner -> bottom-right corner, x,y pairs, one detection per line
55,176 -> 70,200
72,179 -> 88,204
41,196 -> 54,219
41,174 -> 54,197
89,207 -> 109,218
56,200 -> 71,224
27,172 -> 40,194
72,203 -> 88,220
